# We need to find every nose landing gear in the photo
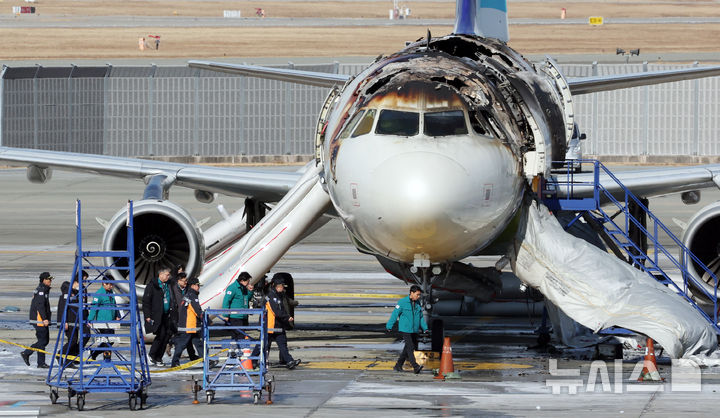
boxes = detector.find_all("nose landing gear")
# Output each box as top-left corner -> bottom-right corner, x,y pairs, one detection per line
412,265 -> 445,353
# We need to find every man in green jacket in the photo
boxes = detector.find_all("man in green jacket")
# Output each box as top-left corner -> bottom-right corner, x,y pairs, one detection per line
88,277 -> 119,360
222,272 -> 254,341
386,285 -> 428,374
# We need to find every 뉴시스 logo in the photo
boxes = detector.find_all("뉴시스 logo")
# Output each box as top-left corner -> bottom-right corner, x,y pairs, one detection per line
545,359 -> 701,394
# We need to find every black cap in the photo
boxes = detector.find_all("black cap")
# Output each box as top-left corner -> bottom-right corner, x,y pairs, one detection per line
272,276 -> 286,286
187,277 -> 200,286
272,272 -> 292,286
409,284 -> 423,294
39,272 -> 53,281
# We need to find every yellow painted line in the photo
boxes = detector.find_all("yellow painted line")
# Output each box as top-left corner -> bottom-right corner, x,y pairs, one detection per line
295,293 -> 404,299
302,360 -> 533,370
0,337 -> 226,373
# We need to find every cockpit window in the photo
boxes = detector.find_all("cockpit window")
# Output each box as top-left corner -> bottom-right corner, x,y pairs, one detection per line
351,109 -> 376,138
337,110 -> 365,140
424,110 -> 468,137
376,110 -> 419,137
470,111 -> 494,137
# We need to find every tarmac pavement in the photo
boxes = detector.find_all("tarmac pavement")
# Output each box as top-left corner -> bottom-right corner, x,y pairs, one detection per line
1,167 -> 720,416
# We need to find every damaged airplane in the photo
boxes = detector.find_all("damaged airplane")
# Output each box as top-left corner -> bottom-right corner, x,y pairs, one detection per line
3,0 -> 720,358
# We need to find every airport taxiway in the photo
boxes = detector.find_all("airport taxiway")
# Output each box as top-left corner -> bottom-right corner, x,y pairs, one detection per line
1,167 -> 720,416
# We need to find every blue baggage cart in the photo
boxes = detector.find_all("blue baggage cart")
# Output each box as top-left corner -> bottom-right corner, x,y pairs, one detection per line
197,308 -> 274,404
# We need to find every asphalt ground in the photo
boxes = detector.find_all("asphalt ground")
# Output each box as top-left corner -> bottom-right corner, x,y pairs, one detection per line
1,166 -> 720,416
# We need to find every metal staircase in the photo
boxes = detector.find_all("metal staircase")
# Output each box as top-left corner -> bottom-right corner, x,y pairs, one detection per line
542,160 -> 720,334
47,200 -> 151,410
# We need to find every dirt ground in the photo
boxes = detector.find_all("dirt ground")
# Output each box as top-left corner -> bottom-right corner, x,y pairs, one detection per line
1,0 -> 719,59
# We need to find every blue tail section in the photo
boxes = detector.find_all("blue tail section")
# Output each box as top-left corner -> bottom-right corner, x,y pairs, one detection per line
454,0 -> 509,42
454,0 -> 479,35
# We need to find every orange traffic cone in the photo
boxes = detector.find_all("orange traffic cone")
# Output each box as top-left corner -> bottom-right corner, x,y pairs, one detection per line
638,338 -> 663,381
241,347 -> 253,370
434,337 -> 455,380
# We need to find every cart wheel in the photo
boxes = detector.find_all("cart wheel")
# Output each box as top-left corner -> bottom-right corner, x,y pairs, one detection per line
77,394 -> 85,411
206,394 -> 213,404
253,392 -> 261,405
129,394 -> 138,411
140,391 -> 148,408
49,389 -> 58,404
266,376 -> 275,393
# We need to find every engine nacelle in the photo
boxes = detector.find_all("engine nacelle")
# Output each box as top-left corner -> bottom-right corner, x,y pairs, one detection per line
682,201 -> 720,302
102,200 -> 204,285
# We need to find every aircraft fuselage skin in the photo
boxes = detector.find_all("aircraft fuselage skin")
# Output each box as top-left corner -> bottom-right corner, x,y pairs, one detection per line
321,34 -> 569,265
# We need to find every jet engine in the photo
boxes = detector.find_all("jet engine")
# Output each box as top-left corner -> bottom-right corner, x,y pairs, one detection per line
682,201 -> 720,301
102,200 -> 204,285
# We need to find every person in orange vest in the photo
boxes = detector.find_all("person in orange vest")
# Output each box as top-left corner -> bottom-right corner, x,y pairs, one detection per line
171,277 -> 216,368
265,275 -> 300,369
21,272 -> 53,368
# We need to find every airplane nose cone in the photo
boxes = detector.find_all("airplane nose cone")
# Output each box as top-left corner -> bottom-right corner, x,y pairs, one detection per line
360,149 -> 508,263
371,152 -> 468,244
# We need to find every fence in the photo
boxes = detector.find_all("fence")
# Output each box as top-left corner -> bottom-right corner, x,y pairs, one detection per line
2,61 -> 719,158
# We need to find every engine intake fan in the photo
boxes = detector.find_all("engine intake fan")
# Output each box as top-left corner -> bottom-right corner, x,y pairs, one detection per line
102,200 -> 204,285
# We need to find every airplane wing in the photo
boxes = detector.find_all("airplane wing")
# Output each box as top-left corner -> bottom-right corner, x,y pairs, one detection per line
189,61 -> 720,96
188,61 -> 351,88
554,164 -> 720,200
0,146 -> 302,202
568,65 -> 720,95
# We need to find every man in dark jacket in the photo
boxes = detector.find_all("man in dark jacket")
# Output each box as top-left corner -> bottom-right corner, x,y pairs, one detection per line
386,285 -> 428,374
171,278 -> 216,368
169,272 -> 197,361
265,275 -> 301,370
57,271 -> 90,367
271,272 -> 299,328
142,267 -> 174,366
21,272 -> 53,368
